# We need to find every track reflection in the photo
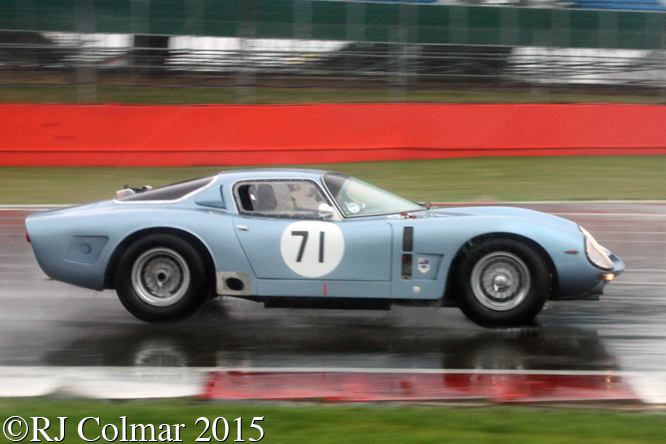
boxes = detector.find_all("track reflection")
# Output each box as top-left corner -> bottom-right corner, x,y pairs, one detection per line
41,317 -> 618,372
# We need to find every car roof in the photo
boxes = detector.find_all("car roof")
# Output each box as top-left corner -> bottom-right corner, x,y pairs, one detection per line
216,168 -> 331,182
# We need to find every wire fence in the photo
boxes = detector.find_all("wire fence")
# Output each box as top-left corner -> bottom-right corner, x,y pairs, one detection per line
1,1 -> 666,103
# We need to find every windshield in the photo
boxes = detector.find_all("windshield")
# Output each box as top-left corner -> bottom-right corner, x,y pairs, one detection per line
323,173 -> 424,217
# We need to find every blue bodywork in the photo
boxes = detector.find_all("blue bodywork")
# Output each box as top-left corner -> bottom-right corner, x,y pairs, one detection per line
26,169 -> 625,311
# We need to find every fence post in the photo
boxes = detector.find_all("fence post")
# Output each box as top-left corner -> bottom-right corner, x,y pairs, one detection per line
76,0 -> 97,103
237,0 -> 256,104
345,1 -> 365,87
130,0 -> 149,84
389,3 -> 415,102
658,14 -> 666,97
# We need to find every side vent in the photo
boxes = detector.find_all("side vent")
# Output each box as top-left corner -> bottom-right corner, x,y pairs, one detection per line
402,227 -> 414,252
402,254 -> 412,280
216,272 -> 251,296
401,227 -> 414,279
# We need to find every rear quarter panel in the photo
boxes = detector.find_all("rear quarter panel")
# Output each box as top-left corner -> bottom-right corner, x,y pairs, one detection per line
26,203 -> 251,291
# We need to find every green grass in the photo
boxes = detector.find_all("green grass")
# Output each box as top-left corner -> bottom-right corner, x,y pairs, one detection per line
2,156 -> 666,205
0,398 -> 664,443
2,84 -> 666,105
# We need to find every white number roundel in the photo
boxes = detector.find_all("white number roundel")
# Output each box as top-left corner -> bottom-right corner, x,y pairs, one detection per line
280,221 -> 345,278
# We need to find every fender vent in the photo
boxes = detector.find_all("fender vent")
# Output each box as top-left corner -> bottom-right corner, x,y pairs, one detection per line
403,227 -> 414,252
216,272 -> 251,296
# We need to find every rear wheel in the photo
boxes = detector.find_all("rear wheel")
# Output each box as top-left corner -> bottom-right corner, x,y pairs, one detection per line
457,239 -> 550,327
115,234 -> 208,322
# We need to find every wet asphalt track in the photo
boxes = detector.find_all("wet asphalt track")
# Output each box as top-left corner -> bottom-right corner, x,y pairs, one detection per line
1,202 -> 665,374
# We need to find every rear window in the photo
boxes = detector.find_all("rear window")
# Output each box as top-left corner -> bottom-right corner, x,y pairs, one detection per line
118,176 -> 215,202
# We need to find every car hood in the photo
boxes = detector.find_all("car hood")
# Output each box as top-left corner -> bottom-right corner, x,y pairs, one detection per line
433,206 -> 580,231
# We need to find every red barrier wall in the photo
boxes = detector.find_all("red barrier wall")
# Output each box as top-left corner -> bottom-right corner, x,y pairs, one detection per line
2,103 -> 666,166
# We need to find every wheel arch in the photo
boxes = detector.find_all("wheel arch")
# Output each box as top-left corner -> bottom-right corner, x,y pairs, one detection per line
104,227 -> 216,291
443,232 -> 559,305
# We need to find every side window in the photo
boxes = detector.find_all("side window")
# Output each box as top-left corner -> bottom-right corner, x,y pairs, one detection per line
235,180 -> 329,218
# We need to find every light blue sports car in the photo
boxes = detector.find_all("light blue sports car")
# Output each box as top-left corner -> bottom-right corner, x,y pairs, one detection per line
25,169 -> 624,327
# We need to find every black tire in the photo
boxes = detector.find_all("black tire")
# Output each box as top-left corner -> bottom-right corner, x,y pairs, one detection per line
114,234 -> 209,323
457,238 -> 550,327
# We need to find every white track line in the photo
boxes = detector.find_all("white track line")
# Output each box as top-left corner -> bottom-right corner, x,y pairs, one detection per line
0,366 -> 632,376
552,213 -> 666,217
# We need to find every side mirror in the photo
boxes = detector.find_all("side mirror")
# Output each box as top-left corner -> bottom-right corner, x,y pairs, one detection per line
318,203 -> 335,219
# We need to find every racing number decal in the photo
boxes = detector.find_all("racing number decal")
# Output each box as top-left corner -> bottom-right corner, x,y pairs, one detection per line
280,221 -> 345,278
291,231 -> 325,263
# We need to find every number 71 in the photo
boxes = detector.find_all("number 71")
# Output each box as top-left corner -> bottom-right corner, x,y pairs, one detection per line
291,231 -> 325,263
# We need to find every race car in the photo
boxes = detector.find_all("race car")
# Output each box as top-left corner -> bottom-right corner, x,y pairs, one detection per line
25,169 -> 624,326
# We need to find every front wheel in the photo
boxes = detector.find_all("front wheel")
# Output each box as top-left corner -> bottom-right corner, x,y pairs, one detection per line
457,239 -> 550,327
115,234 -> 209,322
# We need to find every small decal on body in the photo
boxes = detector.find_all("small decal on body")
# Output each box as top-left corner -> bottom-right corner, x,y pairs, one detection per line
418,258 -> 431,274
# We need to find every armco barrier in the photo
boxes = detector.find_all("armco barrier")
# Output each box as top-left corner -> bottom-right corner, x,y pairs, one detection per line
2,103 -> 666,167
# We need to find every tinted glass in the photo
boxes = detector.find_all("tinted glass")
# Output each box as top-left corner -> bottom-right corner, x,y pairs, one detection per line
118,176 -> 215,202
235,180 -> 328,218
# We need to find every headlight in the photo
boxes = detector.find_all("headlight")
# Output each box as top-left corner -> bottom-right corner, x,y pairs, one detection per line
579,226 -> 614,271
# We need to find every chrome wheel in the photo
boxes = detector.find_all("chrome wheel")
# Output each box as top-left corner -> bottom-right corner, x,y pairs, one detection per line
131,247 -> 191,307
470,251 -> 531,312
